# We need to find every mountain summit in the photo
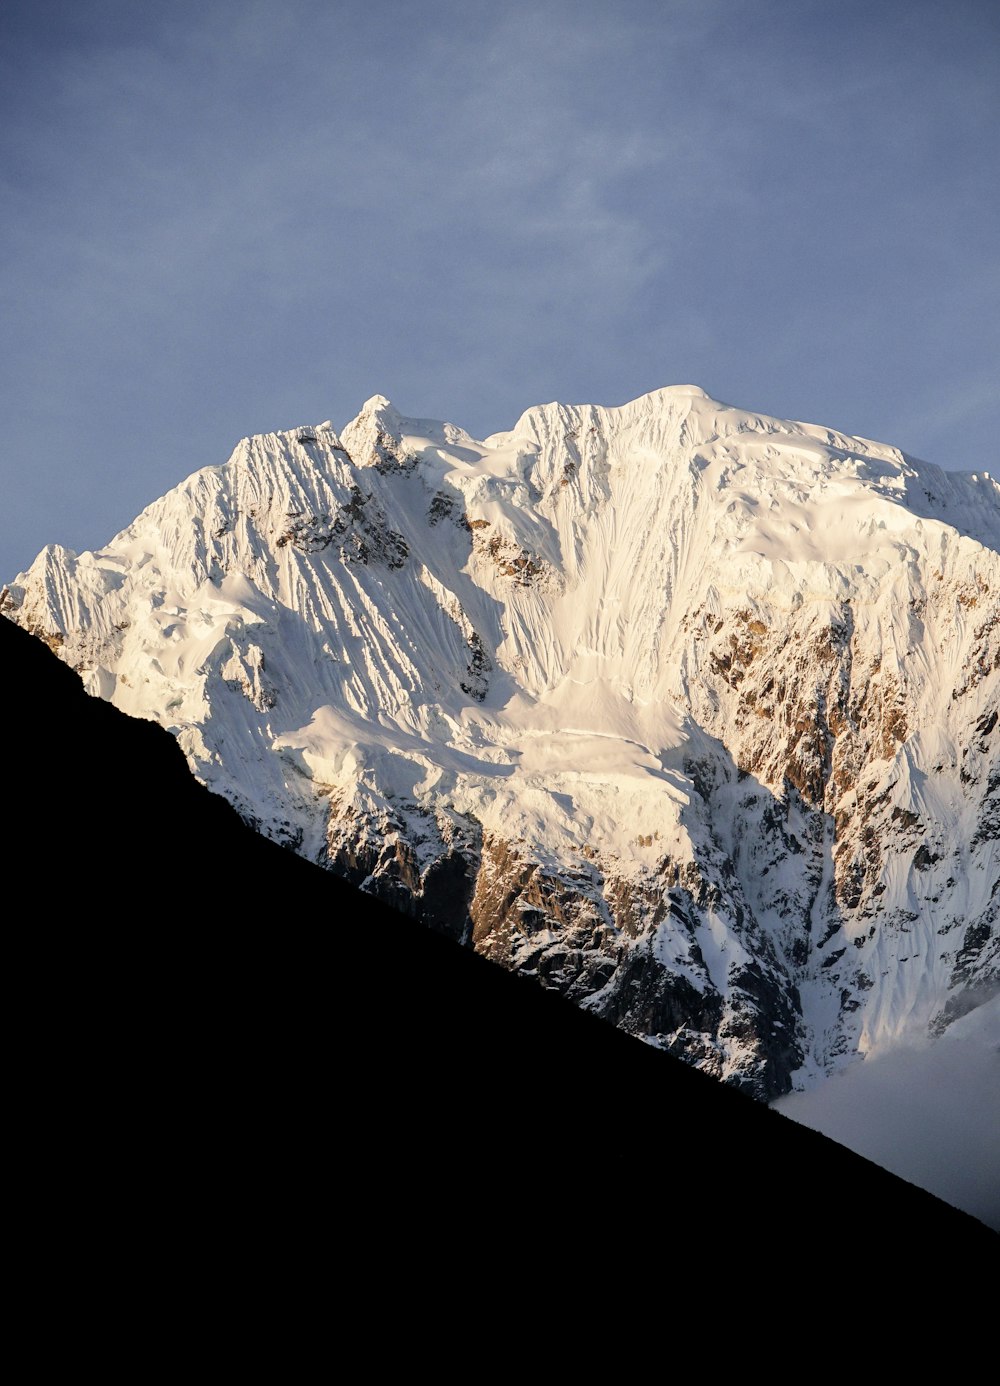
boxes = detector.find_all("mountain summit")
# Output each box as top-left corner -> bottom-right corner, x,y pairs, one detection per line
6,386 -> 998,1099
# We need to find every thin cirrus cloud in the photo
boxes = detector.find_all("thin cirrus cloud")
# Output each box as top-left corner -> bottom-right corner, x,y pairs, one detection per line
0,0 -> 998,576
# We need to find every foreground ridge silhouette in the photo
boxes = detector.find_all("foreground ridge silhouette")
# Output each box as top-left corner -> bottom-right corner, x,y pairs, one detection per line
3,614 -> 994,1306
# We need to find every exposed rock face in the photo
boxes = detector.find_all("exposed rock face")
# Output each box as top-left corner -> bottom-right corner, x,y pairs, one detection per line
5,386 -> 998,1099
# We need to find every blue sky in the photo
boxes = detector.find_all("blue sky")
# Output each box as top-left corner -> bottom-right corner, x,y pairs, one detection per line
2,0 -> 997,576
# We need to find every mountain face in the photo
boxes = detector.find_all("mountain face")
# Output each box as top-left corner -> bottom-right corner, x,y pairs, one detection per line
6,385 -> 998,1100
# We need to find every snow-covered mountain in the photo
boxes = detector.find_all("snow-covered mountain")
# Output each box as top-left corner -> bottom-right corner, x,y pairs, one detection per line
6,385 -> 998,1099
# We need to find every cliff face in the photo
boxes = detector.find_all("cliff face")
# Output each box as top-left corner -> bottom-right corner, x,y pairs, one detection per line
5,386 -> 998,1098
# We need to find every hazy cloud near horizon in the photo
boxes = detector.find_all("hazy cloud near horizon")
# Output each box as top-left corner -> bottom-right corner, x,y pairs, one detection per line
776,996 -> 1000,1231
1,0 -> 998,573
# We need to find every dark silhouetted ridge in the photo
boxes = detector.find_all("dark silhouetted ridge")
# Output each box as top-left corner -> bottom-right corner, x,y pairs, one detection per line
2,614 -> 993,1314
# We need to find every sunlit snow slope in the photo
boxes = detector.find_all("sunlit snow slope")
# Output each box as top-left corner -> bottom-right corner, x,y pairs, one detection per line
7,386 -> 998,1098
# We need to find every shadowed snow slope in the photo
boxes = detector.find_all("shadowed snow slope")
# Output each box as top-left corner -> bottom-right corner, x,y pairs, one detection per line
5,386 -> 998,1105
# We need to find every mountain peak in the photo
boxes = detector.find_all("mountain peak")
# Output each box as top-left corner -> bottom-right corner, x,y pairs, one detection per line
5,384 -> 999,1131
339,394 -> 408,468
656,383 -> 711,398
